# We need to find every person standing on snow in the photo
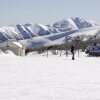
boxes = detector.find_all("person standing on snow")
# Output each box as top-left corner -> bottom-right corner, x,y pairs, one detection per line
71,45 -> 75,60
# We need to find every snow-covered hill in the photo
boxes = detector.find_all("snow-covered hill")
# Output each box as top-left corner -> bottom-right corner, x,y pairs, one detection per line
52,17 -> 99,32
0,24 -> 51,42
20,26 -> 100,49
0,17 -> 99,42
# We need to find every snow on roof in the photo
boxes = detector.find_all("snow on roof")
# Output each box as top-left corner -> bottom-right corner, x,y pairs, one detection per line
12,42 -> 23,48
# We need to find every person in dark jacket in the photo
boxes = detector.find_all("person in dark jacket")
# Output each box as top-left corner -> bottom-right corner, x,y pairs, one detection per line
71,45 -> 75,60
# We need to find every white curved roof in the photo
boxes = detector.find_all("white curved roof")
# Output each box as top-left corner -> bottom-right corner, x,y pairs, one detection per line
12,42 -> 23,48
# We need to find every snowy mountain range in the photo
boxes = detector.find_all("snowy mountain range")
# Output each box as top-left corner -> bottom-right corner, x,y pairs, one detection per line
0,17 -> 99,42
20,26 -> 100,49
0,17 -> 100,49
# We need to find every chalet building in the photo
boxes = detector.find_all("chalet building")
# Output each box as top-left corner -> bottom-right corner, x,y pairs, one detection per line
0,41 -> 25,56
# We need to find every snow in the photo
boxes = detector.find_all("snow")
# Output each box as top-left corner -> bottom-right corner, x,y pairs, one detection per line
0,52 -> 100,100
3,50 -> 16,55
71,17 -> 98,29
67,18 -> 78,29
38,23 -> 48,31
53,18 -> 78,30
0,17 -> 99,42
20,37 -> 51,49
20,26 -> 100,49
69,26 -> 100,38
0,49 -> 5,55
12,42 -> 23,48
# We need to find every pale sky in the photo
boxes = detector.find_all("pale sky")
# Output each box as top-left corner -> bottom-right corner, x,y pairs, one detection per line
0,0 -> 100,25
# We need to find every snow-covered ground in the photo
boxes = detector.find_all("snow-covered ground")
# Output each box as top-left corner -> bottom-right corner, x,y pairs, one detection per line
0,51 -> 100,100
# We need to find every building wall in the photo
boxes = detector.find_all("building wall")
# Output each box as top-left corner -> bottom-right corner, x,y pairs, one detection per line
0,41 -> 26,56
0,47 -> 25,56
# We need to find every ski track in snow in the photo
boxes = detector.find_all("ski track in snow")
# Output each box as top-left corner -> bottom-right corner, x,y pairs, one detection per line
0,52 -> 100,100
